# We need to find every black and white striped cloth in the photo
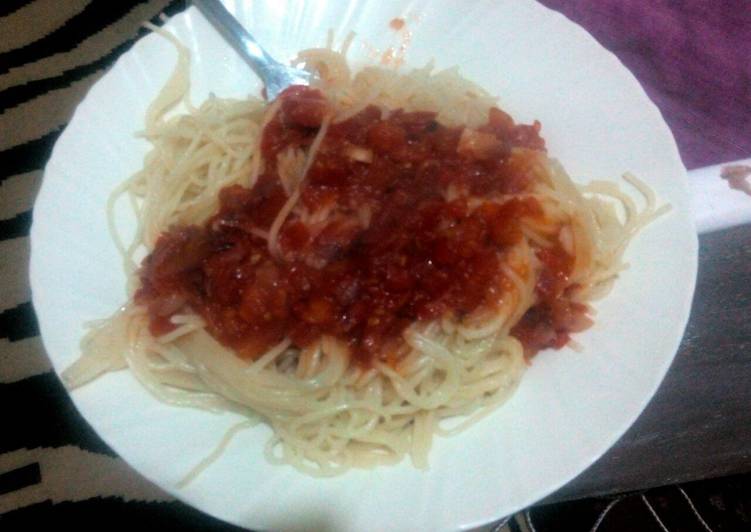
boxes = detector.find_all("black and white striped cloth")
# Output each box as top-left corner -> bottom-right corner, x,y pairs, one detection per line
0,1 -> 241,528
1,1 -> 748,530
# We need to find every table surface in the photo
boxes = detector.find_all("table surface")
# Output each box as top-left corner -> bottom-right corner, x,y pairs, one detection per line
1,0 -> 750,527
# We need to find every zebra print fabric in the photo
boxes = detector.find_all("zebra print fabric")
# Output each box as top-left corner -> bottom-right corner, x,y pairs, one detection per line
0,1 -> 247,528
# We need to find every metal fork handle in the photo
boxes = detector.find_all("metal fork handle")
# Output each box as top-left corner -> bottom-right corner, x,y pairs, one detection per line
192,0 -> 310,99
193,0 -> 278,77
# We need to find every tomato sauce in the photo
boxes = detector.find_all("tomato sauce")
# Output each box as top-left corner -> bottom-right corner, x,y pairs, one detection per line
389,18 -> 406,31
136,86 -> 587,364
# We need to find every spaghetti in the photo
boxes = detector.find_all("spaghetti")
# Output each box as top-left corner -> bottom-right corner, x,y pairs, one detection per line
63,28 -> 668,477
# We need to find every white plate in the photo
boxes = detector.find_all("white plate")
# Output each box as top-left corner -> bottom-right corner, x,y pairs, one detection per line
30,1 -> 697,530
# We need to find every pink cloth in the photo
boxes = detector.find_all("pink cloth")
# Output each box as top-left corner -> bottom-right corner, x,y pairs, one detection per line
538,0 -> 751,169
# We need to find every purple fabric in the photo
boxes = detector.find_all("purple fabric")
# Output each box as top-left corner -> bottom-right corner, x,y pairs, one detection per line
537,0 -> 751,170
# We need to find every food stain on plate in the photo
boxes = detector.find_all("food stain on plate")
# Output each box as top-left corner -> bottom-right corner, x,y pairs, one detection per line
360,15 -> 419,68
721,164 -> 751,197
389,17 -> 406,31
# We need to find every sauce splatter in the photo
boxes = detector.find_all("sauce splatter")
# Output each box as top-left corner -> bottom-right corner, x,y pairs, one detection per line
721,164 -> 751,197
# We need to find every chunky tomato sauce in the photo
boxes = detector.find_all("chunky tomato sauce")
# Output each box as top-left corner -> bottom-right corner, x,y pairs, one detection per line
136,86 -> 587,364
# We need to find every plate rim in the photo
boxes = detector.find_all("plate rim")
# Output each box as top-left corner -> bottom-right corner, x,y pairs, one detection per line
29,1 -> 698,530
